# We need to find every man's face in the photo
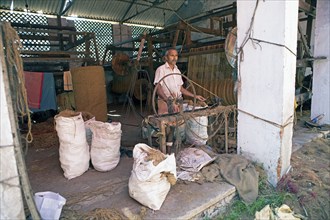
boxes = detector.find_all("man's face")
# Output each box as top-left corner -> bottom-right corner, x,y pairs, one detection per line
166,49 -> 178,65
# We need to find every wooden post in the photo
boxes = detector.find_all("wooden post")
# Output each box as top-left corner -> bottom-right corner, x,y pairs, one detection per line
224,111 -> 228,154
137,32 -> 146,61
92,33 -> 100,64
85,34 -> 91,60
210,18 -> 214,30
147,35 -> 154,78
57,15 -> 64,50
160,121 -> 167,153
172,29 -> 180,48
306,0 -> 316,47
186,27 -> 192,49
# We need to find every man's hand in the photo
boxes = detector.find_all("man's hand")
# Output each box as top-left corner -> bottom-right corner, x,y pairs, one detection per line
167,98 -> 180,113
171,103 -> 180,113
196,95 -> 206,102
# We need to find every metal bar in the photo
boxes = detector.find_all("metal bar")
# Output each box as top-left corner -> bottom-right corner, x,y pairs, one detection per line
166,4 -> 237,28
117,0 -> 176,11
58,0 -> 66,15
121,0 -> 137,21
121,0 -> 167,23
60,0 -> 75,16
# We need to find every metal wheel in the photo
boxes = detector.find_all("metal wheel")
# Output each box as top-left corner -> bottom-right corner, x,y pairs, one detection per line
152,73 -> 197,116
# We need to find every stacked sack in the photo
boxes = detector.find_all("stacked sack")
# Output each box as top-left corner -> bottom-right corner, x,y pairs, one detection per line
89,121 -> 122,172
55,110 -> 90,179
55,110 -> 122,179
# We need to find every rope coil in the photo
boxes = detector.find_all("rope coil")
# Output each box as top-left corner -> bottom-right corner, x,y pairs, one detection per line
2,22 -> 33,144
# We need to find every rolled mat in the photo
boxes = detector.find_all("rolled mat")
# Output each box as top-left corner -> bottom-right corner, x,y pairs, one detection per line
71,66 -> 107,122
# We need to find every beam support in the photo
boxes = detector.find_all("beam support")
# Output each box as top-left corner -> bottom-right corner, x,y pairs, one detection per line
237,0 -> 299,186
311,0 -> 330,124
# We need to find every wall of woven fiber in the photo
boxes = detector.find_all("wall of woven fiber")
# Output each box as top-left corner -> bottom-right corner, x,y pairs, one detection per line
187,45 -> 236,105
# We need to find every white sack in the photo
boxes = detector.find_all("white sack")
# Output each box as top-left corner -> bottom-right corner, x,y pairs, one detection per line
128,143 -> 176,210
55,112 -> 90,179
185,105 -> 208,146
90,121 -> 122,172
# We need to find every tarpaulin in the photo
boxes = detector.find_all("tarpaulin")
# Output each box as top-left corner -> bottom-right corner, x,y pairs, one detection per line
24,71 -> 44,109
30,72 -> 57,112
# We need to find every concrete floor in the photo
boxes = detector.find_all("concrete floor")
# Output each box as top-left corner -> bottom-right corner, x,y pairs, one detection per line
25,104 -> 328,219
25,103 -> 237,219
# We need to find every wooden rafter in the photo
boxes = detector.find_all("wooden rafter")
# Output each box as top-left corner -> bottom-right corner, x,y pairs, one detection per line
299,0 -> 316,17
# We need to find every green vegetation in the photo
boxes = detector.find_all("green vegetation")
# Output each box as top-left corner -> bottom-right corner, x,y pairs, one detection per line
218,167 -> 294,220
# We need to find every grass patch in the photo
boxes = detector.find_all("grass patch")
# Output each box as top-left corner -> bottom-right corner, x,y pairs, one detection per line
217,166 -> 294,220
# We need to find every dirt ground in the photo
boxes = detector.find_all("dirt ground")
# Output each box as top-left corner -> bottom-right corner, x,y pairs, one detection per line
276,111 -> 330,219
278,137 -> 330,219
21,110 -> 329,219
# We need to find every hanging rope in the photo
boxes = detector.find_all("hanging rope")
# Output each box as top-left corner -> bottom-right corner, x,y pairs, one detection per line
1,21 -> 40,220
2,22 -> 33,144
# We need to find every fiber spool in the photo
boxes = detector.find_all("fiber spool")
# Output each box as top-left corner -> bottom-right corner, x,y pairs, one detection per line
112,53 -> 130,76
217,79 -> 236,105
111,73 -> 133,94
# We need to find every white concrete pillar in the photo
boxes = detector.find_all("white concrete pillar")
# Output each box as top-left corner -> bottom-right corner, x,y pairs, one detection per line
0,44 -> 25,219
311,0 -> 330,124
237,0 -> 299,186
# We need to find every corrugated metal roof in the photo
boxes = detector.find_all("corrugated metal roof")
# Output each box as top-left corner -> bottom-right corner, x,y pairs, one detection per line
0,0 -> 186,27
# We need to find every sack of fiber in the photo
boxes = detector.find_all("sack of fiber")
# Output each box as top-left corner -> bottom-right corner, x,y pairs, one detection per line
89,121 -> 122,172
128,143 -> 176,210
55,110 -> 90,179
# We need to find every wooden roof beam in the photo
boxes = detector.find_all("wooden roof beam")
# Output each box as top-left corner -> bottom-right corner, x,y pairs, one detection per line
299,0 -> 316,17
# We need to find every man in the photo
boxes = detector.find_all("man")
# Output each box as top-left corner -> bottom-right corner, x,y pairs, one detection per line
154,48 -> 206,114
154,48 -> 206,150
